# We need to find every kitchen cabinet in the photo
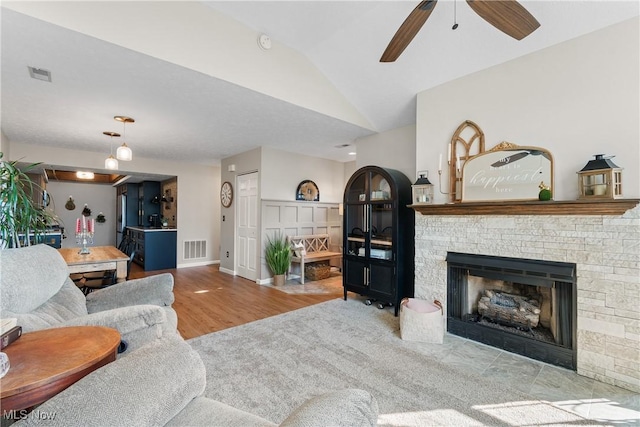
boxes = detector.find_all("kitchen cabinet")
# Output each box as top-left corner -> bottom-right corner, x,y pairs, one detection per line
128,227 -> 176,271
138,181 -> 162,226
25,172 -> 48,209
342,166 -> 415,316
117,184 -> 139,226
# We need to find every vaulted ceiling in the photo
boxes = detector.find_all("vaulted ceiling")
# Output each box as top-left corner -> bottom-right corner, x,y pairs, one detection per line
2,1 -> 638,168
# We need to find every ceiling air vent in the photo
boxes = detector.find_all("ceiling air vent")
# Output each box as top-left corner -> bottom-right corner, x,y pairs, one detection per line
28,66 -> 52,82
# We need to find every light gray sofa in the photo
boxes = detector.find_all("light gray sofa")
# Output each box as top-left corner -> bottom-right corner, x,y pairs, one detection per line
2,244 -> 379,426
14,333 -> 379,426
0,244 -> 178,353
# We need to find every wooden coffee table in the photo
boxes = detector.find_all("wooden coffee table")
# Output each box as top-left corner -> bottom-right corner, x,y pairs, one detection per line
0,326 -> 120,411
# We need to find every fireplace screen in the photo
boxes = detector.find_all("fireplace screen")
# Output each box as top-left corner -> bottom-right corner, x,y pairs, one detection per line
446,252 -> 576,370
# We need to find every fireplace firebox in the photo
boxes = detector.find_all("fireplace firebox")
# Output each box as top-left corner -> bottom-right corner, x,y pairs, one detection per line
446,252 -> 577,370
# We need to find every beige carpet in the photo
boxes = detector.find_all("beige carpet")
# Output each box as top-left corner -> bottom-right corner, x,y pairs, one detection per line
188,298 -> 600,426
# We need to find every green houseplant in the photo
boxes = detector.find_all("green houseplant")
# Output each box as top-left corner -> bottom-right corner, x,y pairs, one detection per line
0,153 -> 56,248
265,232 -> 291,286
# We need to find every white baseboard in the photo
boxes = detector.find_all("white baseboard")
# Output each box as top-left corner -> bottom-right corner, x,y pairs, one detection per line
256,273 -> 302,286
218,266 -> 236,276
177,260 -> 219,269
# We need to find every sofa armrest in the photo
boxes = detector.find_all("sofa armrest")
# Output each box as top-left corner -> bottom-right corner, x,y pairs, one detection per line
60,304 -> 169,352
279,389 -> 378,427
15,335 -> 205,427
85,273 -> 174,313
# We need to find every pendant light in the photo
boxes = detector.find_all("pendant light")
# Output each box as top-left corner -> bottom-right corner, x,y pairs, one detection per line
103,131 -> 120,170
114,116 -> 134,161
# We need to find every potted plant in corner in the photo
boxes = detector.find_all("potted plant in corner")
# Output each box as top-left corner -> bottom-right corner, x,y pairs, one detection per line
265,232 -> 291,286
0,153 -> 56,249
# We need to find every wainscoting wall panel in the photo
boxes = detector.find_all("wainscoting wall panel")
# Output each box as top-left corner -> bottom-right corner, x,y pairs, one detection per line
261,200 -> 342,283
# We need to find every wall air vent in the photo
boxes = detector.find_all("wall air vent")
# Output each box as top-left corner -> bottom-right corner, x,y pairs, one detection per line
28,66 -> 52,82
184,240 -> 207,260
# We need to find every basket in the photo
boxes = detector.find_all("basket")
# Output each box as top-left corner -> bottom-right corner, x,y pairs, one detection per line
399,298 -> 444,344
305,263 -> 331,281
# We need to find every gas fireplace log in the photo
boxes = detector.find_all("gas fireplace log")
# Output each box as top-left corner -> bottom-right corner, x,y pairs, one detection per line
483,290 -> 541,314
517,299 -> 541,314
478,294 -> 540,329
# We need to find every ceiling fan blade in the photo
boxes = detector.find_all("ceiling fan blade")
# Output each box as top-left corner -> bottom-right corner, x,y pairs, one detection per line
380,0 -> 438,63
466,0 -> 540,40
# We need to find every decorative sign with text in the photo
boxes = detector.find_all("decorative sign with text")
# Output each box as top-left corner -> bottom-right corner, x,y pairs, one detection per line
462,145 -> 553,202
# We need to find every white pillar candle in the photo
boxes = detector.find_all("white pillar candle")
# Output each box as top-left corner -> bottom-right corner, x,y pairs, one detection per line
438,154 -> 442,172
448,143 -> 452,164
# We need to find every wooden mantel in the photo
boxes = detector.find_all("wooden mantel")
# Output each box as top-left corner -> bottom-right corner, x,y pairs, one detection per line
410,199 -> 640,216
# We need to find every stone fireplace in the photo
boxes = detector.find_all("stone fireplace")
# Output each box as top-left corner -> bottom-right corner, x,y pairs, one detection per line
446,252 -> 576,370
413,202 -> 639,392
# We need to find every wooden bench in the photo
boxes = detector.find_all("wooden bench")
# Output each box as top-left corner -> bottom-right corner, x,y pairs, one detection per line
287,234 -> 341,284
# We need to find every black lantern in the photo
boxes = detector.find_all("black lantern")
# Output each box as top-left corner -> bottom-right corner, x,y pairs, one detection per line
412,172 -> 434,205
577,154 -> 623,199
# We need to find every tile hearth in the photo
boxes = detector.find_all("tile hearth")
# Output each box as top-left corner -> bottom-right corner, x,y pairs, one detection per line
426,332 -> 639,423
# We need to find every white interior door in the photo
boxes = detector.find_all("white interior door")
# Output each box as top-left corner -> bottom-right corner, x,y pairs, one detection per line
236,172 -> 258,281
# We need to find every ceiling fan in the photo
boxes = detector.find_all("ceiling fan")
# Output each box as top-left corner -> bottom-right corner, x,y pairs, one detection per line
380,0 -> 540,62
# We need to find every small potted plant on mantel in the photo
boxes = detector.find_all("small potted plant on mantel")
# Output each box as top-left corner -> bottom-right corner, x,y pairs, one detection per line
265,232 -> 291,286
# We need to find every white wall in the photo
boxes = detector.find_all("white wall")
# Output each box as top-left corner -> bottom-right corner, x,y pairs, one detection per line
355,124 -> 416,183
219,146 -> 352,278
1,130 -> 9,159
260,147 -> 346,203
343,161 -> 357,186
46,181 -> 116,248
8,142 -> 220,267
219,147 -> 262,274
416,18 -> 640,204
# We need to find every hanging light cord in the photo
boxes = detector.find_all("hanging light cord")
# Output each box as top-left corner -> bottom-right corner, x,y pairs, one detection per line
452,0 -> 459,30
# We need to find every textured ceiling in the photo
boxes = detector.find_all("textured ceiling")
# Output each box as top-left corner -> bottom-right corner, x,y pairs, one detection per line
1,1 -> 638,173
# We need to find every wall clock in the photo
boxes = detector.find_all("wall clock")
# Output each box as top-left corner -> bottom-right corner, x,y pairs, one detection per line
296,180 -> 320,201
220,181 -> 233,207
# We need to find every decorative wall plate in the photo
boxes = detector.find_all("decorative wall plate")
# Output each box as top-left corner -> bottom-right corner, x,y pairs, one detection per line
296,180 -> 320,201
65,196 -> 76,210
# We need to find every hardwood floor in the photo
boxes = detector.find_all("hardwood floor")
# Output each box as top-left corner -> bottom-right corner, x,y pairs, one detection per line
128,264 -> 343,339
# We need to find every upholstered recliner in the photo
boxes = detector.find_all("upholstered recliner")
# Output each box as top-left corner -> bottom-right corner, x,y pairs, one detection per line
0,244 -> 177,352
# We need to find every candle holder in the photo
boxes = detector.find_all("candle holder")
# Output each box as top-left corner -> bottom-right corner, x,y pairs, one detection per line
437,167 -> 461,197
75,217 -> 95,254
76,227 -> 94,254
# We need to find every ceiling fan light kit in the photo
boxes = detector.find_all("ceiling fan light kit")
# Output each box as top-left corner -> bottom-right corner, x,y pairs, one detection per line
381,0 -> 540,62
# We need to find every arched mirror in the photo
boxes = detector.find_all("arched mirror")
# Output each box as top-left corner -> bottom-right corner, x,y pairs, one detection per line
462,143 -> 553,202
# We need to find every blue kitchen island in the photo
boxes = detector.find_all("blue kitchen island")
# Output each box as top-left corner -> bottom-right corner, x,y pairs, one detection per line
127,227 -> 177,271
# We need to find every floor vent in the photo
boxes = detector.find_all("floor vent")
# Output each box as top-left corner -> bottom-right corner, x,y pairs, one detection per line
184,240 -> 207,259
